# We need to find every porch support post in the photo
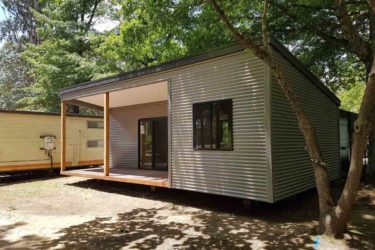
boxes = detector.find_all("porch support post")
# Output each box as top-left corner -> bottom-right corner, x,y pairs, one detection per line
61,101 -> 66,172
104,92 -> 110,176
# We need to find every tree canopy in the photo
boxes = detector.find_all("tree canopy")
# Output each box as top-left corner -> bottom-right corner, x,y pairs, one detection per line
0,0 -> 368,112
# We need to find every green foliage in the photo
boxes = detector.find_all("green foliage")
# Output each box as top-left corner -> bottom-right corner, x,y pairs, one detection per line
96,0 -> 235,71
0,0 -> 369,113
265,0 -> 371,92
20,0 -> 114,111
338,82 -> 365,113
0,42 -> 31,109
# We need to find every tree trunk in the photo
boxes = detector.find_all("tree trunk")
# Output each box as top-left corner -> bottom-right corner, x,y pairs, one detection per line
207,0 -> 335,234
330,56 -> 375,237
207,0 -> 375,237
270,62 -> 335,234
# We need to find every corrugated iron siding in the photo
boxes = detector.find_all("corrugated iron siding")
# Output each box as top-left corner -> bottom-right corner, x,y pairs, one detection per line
170,51 -> 269,201
271,51 -> 341,201
109,101 -> 168,168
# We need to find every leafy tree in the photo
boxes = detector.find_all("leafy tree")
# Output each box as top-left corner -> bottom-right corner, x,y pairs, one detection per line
206,0 -> 375,237
0,0 -> 42,110
96,0 -> 234,72
0,0 -> 42,44
21,0 -> 111,111
0,42 -> 32,109
338,83 -> 366,113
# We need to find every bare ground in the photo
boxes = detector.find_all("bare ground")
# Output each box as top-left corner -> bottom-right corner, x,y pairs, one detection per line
0,172 -> 374,249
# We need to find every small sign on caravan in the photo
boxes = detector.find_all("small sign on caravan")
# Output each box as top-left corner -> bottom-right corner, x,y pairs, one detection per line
44,136 -> 55,150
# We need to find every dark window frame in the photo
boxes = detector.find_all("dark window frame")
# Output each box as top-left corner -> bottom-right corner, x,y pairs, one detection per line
87,139 -> 104,148
193,99 -> 233,151
87,121 -> 104,129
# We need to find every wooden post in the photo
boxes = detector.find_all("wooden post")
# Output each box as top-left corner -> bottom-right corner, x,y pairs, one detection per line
104,92 -> 110,176
61,101 -> 66,172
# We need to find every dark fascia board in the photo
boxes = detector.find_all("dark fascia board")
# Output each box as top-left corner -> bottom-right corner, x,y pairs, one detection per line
0,109 -> 103,119
59,42 -> 245,96
339,109 -> 358,118
59,38 -> 340,105
65,99 -> 104,111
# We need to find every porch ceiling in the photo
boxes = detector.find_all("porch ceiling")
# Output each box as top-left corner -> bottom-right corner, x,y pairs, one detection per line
76,81 -> 168,108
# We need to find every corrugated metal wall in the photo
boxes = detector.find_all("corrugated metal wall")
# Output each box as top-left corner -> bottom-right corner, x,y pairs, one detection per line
109,101 -> 168,168
170,51 -> 270,201
271,51 -> 341,201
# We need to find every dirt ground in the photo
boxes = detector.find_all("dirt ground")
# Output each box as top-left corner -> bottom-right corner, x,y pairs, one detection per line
0,172 -> 374,250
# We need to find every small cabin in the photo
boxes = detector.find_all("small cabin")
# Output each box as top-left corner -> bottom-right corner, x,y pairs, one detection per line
0,110 -> 103,172
59,39 -> 341,203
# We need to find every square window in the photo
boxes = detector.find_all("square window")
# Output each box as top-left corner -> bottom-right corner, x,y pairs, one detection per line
193,99 -> 233,150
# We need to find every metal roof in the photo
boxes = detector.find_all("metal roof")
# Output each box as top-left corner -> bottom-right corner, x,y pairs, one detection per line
0,109 -> 102,118
59,38 -> 340,105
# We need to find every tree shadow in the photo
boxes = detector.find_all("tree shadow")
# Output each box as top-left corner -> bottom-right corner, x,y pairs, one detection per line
67,178 -> 320,224
65,179 -> 374,249
27,207 -> 315,250
346,186 -> 375,249
0,170 -> 61,187
1,179 -> 373,249
0,221 -> 47,249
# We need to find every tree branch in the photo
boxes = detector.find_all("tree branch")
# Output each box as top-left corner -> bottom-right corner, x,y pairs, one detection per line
368,0 -> 375,14
335,0 -> 370,63
269,0 -> 352,51
207,0 -> 336,233
205,0 -> 269,61
86,0 -> 101,33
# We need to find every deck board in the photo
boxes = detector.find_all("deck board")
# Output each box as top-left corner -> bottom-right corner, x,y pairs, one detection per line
61,167 -> 169,187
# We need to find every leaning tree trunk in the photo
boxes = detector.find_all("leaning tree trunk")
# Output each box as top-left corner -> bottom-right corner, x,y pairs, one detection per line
208,0 -> 375,237
208,0 -> 335,234
331,56 -> 375,236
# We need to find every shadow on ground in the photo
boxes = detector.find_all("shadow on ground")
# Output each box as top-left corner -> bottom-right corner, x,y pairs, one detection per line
0,170 -> 60,187
0,207 -> 316,249
68,179 -> 319,223
0,177 -> 373,249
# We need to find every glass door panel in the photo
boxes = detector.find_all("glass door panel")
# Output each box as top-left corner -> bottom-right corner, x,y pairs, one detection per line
153,117 -> 168,170
139,120 -> 153,169
139,117 -> 168,170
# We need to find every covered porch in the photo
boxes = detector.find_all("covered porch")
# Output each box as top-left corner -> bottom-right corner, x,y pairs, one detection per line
60,80 -> 171,188
61,167 -> 169,187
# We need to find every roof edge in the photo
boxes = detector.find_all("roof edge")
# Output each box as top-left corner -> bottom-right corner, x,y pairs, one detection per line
59,42 -> 246,96
269,38 -> 340,105
59,38 -> 340,105
0,109 -> 103,118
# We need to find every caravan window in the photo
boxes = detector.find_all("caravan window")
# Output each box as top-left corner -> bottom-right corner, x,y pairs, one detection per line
87,121 -> 104,129
87,140 -> 104,148
193,99 -> 233,150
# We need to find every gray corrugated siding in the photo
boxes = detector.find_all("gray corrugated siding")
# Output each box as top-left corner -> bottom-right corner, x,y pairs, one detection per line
271,51 -> 341,201
109,101 -> 168,168
170,52 -> 269,201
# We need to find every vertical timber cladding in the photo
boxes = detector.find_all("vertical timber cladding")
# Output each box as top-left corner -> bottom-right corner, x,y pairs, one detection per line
109,101 -> 168,168
271,51 -> 340,202
170,51 -> 269,201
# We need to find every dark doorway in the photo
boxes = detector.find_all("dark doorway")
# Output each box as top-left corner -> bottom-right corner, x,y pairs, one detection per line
139,117 -> 168,171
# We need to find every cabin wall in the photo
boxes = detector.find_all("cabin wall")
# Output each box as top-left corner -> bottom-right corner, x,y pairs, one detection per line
0,113 -> 103,172
270,51 -> 341,202
109,101 -> 168,168
169,51 -> 270,201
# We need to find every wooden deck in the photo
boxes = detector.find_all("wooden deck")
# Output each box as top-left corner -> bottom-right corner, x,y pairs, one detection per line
61,167 -> 169,188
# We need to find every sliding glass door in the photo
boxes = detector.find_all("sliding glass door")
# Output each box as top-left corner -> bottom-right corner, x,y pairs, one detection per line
139,117 -> 168,170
